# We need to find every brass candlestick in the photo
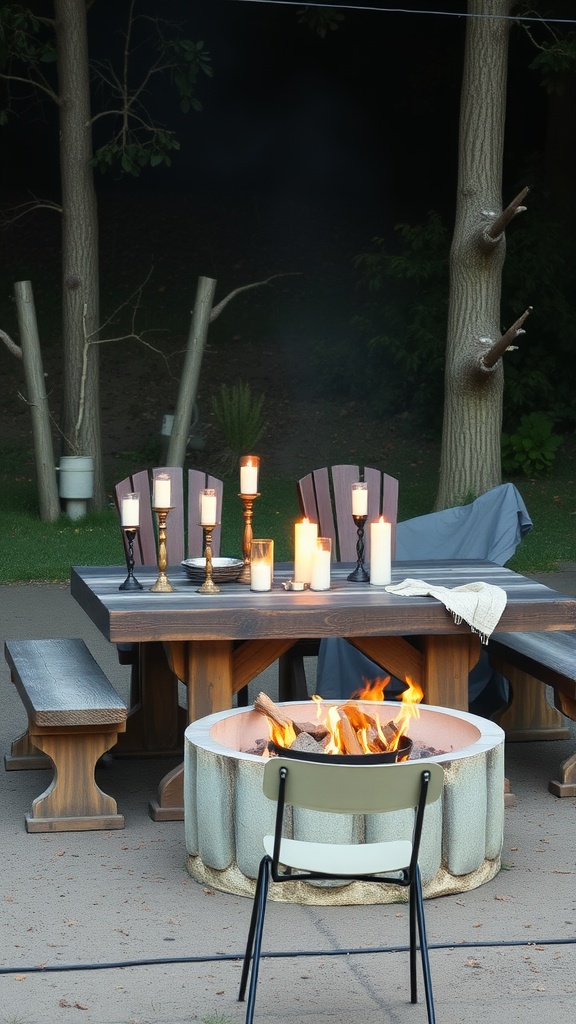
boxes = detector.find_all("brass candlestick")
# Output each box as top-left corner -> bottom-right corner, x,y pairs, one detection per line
237,492 -> 260,584
119,528 -> 143,591
150,507 -> 176,592
197,523 -> 220,594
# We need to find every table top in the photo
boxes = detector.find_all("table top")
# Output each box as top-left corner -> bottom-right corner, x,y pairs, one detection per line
71,560 -> 576,644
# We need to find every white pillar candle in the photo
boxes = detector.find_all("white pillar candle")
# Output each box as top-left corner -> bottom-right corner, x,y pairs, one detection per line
250,561 -> 272,592
153,474 -> 171,508
370,516 -> 392,586
294,518 -> 318,584
200,490 -> 217,525
240,458 -> 259,494
121,494 -> 139,528
352,482 -> 368,516
310,541 -> 331,591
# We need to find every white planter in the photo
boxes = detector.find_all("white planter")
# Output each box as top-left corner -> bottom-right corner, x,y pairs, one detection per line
58,456 -> 94,520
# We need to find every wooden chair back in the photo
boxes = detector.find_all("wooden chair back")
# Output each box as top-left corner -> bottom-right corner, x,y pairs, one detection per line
114,467 -> 223,565
297,464 -> 398,561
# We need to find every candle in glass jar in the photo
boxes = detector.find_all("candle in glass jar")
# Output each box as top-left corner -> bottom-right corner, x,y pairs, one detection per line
352,482 -> 368,517
370,516 -> 392,586
294,517 -> 318,584
121,493 -> 139,528
240,457 -> 259,494
310,537 -> 331,591
250,539 -> 273,592
153,474 -> 171,508
199,489 -> 217,526
250,560 -> 272,591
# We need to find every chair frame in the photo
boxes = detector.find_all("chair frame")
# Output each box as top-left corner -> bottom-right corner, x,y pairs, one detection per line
239,757 -> 443,1024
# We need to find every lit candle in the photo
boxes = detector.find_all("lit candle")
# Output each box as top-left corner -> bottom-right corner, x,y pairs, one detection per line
352,482 -> 368,517
294,517 -> 318,584
370,516 -> 392,586
250,560 -> 272,591
153,474 -> 171,508
121,493 -> 139,528
199,488 -> 217,526
240,457 -> 259,494
250,539 -> 274,592
310,537 -> 331,591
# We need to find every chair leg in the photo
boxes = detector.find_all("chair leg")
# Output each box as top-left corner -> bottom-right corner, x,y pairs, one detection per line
238,856 -> 271,1024
414,866 -> 436,1024
409,876 -> 418,1003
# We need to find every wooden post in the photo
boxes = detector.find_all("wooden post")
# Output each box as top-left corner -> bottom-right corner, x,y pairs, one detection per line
166,276 -> 217,468
14,281 -> 60,523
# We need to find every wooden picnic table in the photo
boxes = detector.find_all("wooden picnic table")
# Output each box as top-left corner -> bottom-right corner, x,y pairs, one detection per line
70,560 -> 576,819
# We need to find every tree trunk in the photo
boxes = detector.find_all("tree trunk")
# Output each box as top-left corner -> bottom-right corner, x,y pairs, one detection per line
14,281 -> 61,523
55,0 -> 103,505
166,277 -> 217,468
436,0 -> 512,510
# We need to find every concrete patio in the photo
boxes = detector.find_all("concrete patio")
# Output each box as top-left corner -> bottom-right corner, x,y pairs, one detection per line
1,573 -> 575,1024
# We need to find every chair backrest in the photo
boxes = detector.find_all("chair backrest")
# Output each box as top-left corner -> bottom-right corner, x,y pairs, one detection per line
114,467 -> 223,566
263,757 -> 443,816
297,465 -> 398,561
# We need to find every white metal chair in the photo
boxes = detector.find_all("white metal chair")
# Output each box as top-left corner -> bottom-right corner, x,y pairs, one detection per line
238,756 -> 444,1024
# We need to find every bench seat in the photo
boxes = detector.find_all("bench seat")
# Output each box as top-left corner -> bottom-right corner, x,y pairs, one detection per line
5,638 -> 127,832
489,630 -> 576,797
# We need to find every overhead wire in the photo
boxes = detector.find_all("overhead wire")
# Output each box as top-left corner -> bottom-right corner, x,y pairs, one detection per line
226,0 -> 576,27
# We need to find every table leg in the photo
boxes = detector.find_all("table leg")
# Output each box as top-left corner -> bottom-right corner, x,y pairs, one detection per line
149,640 -> 234,821
113,641 -> 184,757
421,634 -> 480,710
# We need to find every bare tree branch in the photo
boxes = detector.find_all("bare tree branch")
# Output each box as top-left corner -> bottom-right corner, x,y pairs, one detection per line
485,186 -> 530,241
0,194 -> 62,227
209,273 -> 300,322
0,328 -> 22,359
481,306 -> 533,370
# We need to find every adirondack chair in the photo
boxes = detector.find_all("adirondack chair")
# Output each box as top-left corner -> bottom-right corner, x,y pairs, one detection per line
113,468 -> 245,713
278,465 -> 399,700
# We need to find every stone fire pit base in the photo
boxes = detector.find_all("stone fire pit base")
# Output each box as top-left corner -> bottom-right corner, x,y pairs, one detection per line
184,702 -> 505,905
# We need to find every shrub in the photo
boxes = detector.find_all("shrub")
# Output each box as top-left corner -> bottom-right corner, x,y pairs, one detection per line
501,412 -> 563,476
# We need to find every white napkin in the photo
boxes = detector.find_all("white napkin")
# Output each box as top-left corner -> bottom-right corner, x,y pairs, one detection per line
384,578 -> 507,644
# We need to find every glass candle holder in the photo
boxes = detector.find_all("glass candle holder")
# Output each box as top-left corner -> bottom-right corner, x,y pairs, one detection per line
199,487 -> 217,526
120,491 -> 140,528
310,536 -> 331,591
240,455 -> 260,495
351,481 -> 368,517
250,539 -> 274,592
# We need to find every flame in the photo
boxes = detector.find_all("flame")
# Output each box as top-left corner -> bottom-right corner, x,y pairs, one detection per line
388,676 -> 424,749
266,718 -> 298,748
350,675 -> 392,701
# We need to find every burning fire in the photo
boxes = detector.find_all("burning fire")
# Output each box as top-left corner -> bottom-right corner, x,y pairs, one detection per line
257,676 -> 424,758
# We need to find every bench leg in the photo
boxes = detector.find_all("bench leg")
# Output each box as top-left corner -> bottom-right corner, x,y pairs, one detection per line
549,692 -> 576,797
4,728 -> 53,771
490,661 -> 570,741
26,727 -> 125,832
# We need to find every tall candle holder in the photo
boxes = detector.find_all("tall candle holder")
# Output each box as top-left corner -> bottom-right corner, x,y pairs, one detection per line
347,514 -> 370,582
119,528 -> 143,591
197,523 -> 221,594
237,492 -> 260,584
150,507 -> 176,592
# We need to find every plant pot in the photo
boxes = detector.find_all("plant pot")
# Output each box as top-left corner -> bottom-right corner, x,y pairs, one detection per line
58,456 -> 94,520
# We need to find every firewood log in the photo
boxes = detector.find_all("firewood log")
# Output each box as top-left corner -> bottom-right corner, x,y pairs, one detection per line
253,692 -> 301,734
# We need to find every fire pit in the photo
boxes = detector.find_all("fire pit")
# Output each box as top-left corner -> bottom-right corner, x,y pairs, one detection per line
184,700 -> 505,904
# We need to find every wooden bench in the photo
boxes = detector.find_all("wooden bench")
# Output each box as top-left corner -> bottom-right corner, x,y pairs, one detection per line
489,631 -> 576,797
4,638 -> 127,832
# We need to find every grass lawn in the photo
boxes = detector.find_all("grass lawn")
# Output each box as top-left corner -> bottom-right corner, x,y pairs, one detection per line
0,436 -> 574,584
